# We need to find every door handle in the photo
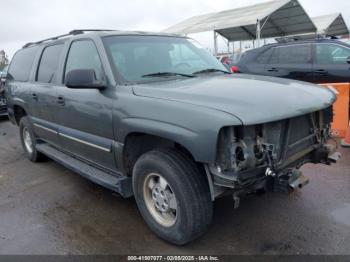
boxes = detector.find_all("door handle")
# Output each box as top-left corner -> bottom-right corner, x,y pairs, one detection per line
314,69 -> 327,75
57,96 -> 65,106
32,93 -> 38,100
267,68 -> 278,72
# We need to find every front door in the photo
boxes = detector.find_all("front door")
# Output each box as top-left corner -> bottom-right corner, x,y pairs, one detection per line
55,39 -> 116,171
313,43 -> 350,84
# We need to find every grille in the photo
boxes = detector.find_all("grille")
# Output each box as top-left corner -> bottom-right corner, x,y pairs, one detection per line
284,113 -> 317,159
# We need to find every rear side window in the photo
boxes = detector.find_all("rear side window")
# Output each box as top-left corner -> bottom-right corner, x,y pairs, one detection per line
270,44 -> 311,64
8,47 -> 38,82
37,44 -> 64,83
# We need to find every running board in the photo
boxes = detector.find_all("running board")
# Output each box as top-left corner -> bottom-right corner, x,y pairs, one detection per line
36,143 -> 133,198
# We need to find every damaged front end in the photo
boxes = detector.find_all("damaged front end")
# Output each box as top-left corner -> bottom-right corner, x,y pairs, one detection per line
208,106 -> 341,199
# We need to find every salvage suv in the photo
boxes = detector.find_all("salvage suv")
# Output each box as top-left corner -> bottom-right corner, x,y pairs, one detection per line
5,30 -> 340,245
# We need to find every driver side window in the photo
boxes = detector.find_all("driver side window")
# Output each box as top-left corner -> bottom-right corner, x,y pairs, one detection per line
65,40 -> 103,81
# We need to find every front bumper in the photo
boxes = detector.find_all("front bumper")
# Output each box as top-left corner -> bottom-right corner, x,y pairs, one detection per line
208,143 -> 341,195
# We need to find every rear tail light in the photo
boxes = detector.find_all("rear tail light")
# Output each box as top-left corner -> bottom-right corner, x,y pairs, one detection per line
230,66 -> 239,73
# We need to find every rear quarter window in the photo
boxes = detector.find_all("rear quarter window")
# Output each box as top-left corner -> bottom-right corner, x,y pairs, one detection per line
8,47 -> 38,82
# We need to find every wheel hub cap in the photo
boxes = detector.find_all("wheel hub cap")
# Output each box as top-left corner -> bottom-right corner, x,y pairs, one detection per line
152,185 -> 170,213
143,173 -> 177,227
23,128 -> 33,154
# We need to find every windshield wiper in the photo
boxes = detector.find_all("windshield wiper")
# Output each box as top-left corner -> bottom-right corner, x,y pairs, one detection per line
142,72 -> 195,78
193,68 -> 231,75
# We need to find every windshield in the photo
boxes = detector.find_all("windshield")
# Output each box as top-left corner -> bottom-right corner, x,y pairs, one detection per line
103,35 -> 228,83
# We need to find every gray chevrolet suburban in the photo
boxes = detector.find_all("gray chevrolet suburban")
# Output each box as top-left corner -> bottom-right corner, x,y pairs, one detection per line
5,30 -> 340,245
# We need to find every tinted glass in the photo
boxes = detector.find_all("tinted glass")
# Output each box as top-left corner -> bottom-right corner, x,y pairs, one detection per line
270,44 -> 311,64
37,44 -> 63,83
256,48 -> 273,64
65,40 -> 102,80
315,44 -> 350,64
8,47 -> 38,82
103,36 -> 227,83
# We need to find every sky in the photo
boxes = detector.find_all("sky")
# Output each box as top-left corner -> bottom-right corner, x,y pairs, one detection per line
0,0 -> 349,59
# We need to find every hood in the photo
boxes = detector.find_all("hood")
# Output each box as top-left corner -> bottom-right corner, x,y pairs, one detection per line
132,74 -> 336,125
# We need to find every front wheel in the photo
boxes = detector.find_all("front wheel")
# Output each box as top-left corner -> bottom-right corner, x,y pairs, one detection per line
132,149 -> 213,245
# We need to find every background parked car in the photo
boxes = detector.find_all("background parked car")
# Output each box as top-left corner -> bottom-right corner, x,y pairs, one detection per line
0,66 -> 8,117
216,53 -> 243,73
226,53 -> 243,73
215,54 -> 230,65
234,38 -> 350,84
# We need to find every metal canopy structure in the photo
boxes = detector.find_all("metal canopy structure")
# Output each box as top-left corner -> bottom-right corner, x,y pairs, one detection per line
312,13 -> 349,37
164,0 -> 317,54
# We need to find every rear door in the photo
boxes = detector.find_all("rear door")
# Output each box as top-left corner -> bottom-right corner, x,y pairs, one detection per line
313,43 -> 350,84
30,44 -> 64,146
265,44 -> 314,82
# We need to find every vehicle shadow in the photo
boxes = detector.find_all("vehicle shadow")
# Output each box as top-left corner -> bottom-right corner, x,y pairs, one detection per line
38,168 -> 305,255
0,115 -> 9,122
2,120 -> 348,255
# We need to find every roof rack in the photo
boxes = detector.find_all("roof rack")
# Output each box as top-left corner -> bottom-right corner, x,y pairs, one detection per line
275,34 -> 338,43
69,29 -> 115,35
23,29 -> 116,48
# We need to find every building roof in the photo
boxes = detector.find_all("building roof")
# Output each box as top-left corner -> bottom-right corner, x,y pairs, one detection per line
163,0 -> 317,41
312,13 -> 349,36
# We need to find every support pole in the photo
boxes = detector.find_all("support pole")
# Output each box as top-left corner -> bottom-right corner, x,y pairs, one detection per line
256,19 -> 261,48
213,31 -> 218,56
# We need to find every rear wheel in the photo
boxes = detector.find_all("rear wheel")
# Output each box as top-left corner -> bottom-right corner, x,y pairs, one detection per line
19,117 -> 45,162
133,148 -> 213,245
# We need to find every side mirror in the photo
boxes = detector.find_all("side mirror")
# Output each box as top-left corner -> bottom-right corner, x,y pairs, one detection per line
65,69 -> 106,89
347,56 -> 350,64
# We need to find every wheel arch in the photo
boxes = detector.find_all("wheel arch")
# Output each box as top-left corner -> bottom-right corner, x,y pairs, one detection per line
121,131 -> 196,177
117,117 -> 222,165
12,103 -> 28,125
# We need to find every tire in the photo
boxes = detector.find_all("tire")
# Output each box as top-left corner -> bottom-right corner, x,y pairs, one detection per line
19,116 -> 45,162
132,148 -> 213,245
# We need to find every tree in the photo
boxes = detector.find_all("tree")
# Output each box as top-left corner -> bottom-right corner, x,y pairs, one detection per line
0,50 -> 9,70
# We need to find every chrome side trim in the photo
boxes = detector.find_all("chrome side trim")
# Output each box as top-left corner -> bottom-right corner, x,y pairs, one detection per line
33,123 -> 58,134
59,133 -> 111,152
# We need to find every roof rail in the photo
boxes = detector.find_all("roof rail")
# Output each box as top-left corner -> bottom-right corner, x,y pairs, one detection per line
69,29 -> 115,35
23,29 -> 116,48
275,34 -> 337,43
23,33 -> 71,48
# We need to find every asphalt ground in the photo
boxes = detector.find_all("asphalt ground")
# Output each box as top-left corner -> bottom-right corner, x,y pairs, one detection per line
0,117 -> 349,255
